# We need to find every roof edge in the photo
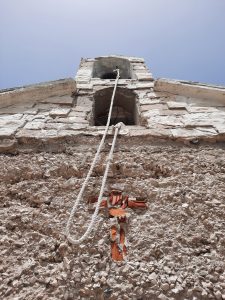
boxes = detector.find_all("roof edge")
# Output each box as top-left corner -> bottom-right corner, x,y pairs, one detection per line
154,78 -> 225,103
0,78 -> 76,109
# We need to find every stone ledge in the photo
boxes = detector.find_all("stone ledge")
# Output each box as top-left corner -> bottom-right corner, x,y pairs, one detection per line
94,55 -> 145,63
136,73 -> 154,81
154,79 -> 225,103
11,126 -> 225,149
40,95 -> 74,105
0,78 -> 76,108
1,123 -> 225,154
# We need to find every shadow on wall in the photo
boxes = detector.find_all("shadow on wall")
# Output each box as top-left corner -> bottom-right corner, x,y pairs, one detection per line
92,57 -> 134,80
93,87 -> 139,126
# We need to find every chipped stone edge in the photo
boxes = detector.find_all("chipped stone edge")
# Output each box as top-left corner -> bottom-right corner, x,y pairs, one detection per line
0,127 -> 223,154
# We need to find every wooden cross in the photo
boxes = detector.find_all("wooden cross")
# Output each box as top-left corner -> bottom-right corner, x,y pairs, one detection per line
89,190 -> 147,261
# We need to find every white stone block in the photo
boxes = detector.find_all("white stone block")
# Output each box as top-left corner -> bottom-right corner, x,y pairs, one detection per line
49,108 -> 71,117
24,121 -> 45,130
148,115 -> 184,127
0,114 -> 23,121
73,106 -> 91,112
186,106 -> 219,113
171,127 -> 217,138
167,101 -> 187,109
76,83 -> 93,90
136,73 -> 153,81
52,117 -> 88,124
0,127 -> 18,138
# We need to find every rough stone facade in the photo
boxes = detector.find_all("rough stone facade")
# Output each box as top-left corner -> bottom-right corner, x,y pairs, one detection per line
0,56 -> 225,299
0,55 -> 225,153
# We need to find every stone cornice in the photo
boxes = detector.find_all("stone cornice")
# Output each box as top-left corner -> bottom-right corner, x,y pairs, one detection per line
154,78 -> 225,103
0,78 -> 76,108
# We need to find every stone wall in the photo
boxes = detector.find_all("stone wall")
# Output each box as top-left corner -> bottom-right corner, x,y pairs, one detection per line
0,79 -> 76,109
1,55 -> 225,299
0,56 -> 225,155
0,142 -> 225,299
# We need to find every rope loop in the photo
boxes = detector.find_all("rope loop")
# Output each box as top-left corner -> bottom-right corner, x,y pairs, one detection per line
65,69 -> 121,245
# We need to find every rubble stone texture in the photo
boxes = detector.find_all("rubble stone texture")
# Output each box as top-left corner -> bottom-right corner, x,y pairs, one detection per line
0,55 -> 225,299
0,143 -> 225,299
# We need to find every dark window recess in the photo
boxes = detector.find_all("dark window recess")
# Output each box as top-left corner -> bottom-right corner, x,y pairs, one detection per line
101,71 -> 117,79
94,87 -> 138,126
93,57 -> 133,79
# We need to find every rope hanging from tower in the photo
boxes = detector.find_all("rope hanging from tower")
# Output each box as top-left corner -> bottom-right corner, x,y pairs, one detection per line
65,69 -> 122,244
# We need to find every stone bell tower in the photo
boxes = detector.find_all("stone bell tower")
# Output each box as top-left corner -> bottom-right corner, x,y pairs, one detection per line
75,55 -> 153,127
0,55 -> 225,299
0,54 -> 224,150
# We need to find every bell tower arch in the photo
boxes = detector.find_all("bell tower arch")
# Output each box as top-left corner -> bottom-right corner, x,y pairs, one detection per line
75,55 -> 154,127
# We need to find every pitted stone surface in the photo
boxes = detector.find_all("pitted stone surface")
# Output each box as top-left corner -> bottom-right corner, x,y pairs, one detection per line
0,55 -> 225,300
0,143 -> 225,299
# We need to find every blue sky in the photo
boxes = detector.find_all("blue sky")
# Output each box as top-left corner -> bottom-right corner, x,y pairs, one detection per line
0,0 -> 225,89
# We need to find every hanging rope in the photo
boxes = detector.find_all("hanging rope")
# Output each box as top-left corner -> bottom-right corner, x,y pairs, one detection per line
65,69 -> 121,244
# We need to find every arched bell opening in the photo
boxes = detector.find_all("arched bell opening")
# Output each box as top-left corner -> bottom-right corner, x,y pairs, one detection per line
101,71 -> 117,79
92,57 -> 133,80
93,87 -> 139,126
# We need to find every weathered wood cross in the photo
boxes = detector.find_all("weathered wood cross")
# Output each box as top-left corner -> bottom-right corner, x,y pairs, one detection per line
89,190 -> 147,261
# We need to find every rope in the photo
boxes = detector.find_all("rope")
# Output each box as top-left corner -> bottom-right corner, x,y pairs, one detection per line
65,69 -> 121,244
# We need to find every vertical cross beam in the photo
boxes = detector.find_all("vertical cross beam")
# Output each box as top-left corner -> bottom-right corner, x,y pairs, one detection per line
89,190 -> 147,261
